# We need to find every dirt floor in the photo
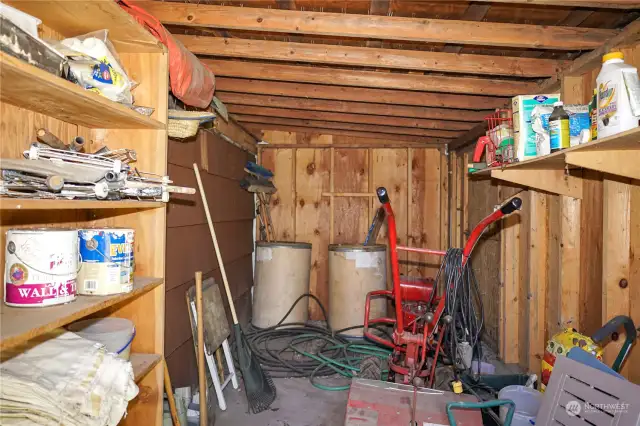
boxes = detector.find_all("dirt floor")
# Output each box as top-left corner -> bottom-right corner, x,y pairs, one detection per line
216,377 -> 349,426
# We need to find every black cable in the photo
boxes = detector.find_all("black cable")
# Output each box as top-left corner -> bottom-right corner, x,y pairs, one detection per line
242,293 -> 394,380
434,248 -> 485,378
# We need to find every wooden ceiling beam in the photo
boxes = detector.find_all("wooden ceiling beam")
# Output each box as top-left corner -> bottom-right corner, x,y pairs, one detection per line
457,0 -> 640,8
217,92 -> 492,122
235,115 -> 463,138
203,59 -> 538,96
249,124 -> 447,144
141,2 -> 617,50
176,35 -> 563,77
215,78 -> 508,109
225,104 -> 475,131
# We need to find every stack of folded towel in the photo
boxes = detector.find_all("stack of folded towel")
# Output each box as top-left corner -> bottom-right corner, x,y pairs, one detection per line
0,330 -> 138,425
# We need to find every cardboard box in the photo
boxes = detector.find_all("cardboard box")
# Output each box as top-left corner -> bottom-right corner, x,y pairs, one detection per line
512,94 -> 561,160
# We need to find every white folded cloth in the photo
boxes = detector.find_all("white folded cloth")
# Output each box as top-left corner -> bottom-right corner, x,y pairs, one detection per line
0,330 -> 138,425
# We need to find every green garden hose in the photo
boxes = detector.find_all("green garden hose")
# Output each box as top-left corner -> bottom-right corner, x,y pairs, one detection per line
243,293 -> 393,391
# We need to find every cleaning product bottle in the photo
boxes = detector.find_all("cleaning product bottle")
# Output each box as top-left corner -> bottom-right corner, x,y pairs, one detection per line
590,88 -> 598,141
597,52 -> 640,138
549,102 -> 570,152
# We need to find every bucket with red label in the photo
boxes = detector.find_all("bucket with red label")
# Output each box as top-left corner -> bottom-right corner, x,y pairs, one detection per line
4,229 -> 78,307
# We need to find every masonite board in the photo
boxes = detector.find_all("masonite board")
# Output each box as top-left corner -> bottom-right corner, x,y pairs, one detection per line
295,148 -> 331,320
186,278 -> 231,351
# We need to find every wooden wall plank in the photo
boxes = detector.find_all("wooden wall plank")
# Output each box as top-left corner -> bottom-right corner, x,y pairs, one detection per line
295,148 -> 331,319
560,196 -> 581,330
260,148 -> 296,240
579,173 -> 604,336
408,149 -> 442,277
528,191 -> 549,377
333,147 -> 370,244
372,149 -> 409,274
499,185 -> 523,364
546,195 -> 562,338
467,178 -> 501,349
602,178 -> 632,376
628,182 -> 640,383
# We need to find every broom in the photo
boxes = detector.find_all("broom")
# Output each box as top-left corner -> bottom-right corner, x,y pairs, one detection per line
193,164 -> 276,414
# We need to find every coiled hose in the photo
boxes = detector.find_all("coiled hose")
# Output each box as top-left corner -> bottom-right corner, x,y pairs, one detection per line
243,293 -> 393,391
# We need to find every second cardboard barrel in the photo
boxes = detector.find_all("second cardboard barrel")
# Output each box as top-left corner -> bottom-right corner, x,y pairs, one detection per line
329,244 -> 387,337
252,241 -> 312,328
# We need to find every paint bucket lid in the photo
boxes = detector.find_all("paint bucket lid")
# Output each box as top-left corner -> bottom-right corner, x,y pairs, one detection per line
67,317 -> 135,358
329,244 -> 386,252
256,241 -> 311,249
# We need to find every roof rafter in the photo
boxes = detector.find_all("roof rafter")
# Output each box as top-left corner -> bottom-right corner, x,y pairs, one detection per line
141,2 -> 617,50
215,78 -> 508,109
203,59 -> 539,96
216,93 -> 492,122
177,35 -> 564,77
225,104 -> 475,130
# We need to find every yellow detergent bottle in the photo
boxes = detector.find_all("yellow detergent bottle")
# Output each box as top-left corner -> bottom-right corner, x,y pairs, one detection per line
597,52 -> 640,138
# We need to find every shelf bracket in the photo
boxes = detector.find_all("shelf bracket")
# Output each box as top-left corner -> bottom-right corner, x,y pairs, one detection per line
565,150 -> 640,181
490,168 -> 583,199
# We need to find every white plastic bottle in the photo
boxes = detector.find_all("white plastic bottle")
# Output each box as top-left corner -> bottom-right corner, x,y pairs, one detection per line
597,52 -> 640,138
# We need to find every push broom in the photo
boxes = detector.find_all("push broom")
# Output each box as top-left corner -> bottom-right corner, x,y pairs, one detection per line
193,164 -> 277,414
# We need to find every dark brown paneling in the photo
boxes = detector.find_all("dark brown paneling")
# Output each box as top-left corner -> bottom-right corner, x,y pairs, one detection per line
164,254 -> 254,356
165,131 -> 255,386
166,221 -> 254,291
167,163 -> 254,228
168,138 -> 202,169
166,338 -> 198,388
203,130 -> 255,181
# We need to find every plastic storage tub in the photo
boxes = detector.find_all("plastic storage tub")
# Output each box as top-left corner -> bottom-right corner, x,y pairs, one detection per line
67,318 -> 135,360
498,385 -> 542,426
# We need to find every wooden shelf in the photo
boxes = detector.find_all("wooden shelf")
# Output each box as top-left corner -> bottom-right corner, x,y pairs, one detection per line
3,0 -> 163,54
0,277 -> 163,351
0,198 -> 165,211
131,353 -> 162,383
471,127 -> 640,197
0,52 -> 165,130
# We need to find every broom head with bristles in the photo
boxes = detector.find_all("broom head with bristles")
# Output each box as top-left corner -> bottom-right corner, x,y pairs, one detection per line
234,324 -> 276,413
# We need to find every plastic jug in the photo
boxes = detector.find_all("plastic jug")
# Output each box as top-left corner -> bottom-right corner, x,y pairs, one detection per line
597,52 -> 640,138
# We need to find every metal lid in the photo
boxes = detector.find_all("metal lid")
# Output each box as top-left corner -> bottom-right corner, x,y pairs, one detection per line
328,244 -> 386,252
256,241 -> 312,249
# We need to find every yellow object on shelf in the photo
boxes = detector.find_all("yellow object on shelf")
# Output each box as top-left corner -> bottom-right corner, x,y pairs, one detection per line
168,110 -> 215,139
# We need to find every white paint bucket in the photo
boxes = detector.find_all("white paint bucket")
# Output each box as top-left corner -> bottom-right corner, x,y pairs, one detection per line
4,229 -> 78,307
78,228 -> 134,295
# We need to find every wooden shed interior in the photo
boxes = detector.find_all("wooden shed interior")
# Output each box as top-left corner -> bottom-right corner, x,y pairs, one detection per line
1,1 -> 640,425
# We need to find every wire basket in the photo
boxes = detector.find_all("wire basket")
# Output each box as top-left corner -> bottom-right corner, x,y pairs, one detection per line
167,110 -> 216,139
485,109 -> 513,146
